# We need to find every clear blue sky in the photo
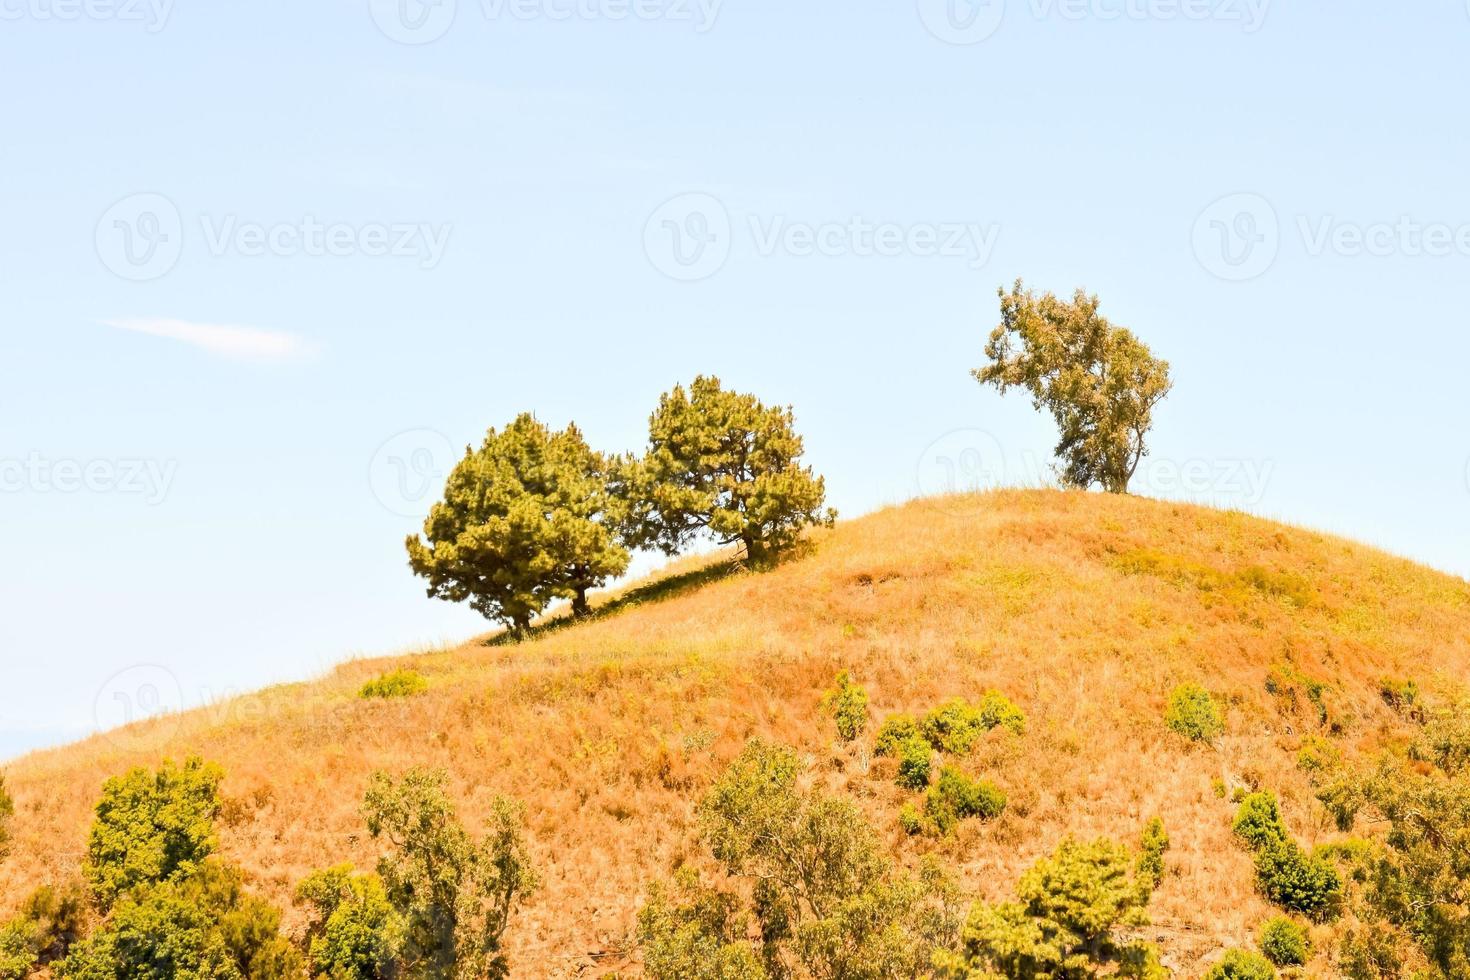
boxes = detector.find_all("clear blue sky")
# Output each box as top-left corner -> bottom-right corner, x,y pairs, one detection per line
3,1 -> 1468,761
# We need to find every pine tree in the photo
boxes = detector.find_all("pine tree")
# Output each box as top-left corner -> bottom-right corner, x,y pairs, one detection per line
406,414 -> 629,632
624,377 -> 835,564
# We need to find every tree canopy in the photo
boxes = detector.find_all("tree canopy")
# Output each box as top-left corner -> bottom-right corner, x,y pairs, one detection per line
975,282 -> 1172,494
624,376 -> 835,564
406,414 -> 629,631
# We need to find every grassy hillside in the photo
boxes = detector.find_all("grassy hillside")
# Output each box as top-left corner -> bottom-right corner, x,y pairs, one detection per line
4,490 -> 1468,976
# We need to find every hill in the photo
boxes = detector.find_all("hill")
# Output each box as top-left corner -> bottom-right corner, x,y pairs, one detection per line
4,490 -> 1468,976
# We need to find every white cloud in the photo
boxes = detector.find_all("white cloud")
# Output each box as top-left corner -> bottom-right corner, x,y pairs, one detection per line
100,318 -> 320,363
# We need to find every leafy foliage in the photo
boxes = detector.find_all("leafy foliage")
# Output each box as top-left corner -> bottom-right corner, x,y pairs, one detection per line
922,768 -> 1006,836
18,882 -> 87,966
61,861 -> 299,980
362,768 -> 538,980
1252,841 -> 1341,921
920,694 -> 1025,754
0,922 -> 36,980
939,836 -> 1161,979
1232,792 -> 1289,851
1136,817 -> 1169,894
1203,949 -> 1276,980
296,864 -> 396,979
621,376 -> 835,564
1165,683 -> 1224,743
0,774 -> 12,860
873,714 -> 919,757
1257,916 -> 1310,967
639,740 -> 965,980
897,736 -> 934,791
1378,678 -> 1423,722
406,414 -> 629,630
1229,790 -> 1339,920
821,671 -> 869,742
358,669 -> 427,700
1326,709 -> 1470,978
84,757 -> 224,910
973,281 -> 1172,493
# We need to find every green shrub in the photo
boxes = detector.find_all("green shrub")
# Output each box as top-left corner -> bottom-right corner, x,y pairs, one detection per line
363,768 -> 538,979
1413,709 -> 1470,775
920,698 -> 990,754
944,836 -> 1159,979
1204,948 -> 1276,980
297,864 -> 396,980
1136,817 -> 1169,892
1258,915 -> 1310,967
1165,683 -> 1225,742
873,714 -> 918,757
898,803 -> 924,836
643,739 -> 967,980
977,691 -> 1027,736
922,767 -> 1005,835
84,757 -> 223,909
1378,678 -> 1421,721
0,922 -> 36,980
359,668 -> 428,700
1232,791 -> 1289,851
19,882 -> 86,965
0,774 -> 12,858
1295,735 -> 1342,779
60,861 -> 299,980
821,671 -> 869,742
1253,840 -> 1341,921
896,736 -> 933,790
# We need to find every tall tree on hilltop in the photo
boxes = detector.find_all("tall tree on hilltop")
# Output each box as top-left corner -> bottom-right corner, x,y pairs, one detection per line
623,377 -> 835,565
406,414 -> 629,632
975,281 -> 1172,494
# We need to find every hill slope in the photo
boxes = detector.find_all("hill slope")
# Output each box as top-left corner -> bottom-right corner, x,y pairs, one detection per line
5,490 -> 1469,975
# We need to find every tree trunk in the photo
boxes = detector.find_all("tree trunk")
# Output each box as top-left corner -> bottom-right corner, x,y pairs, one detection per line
571,586 -> 591,618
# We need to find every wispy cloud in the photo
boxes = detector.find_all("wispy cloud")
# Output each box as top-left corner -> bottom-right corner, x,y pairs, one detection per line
100,318 -> 320,363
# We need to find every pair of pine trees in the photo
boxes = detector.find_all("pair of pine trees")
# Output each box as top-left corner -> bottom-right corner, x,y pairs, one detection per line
406,376 -> 835,632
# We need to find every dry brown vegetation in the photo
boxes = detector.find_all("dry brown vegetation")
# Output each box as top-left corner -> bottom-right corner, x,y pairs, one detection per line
4,489 -> 1468,976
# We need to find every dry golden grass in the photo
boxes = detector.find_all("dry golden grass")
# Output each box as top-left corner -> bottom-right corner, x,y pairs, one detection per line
4,490 -> 1468,976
